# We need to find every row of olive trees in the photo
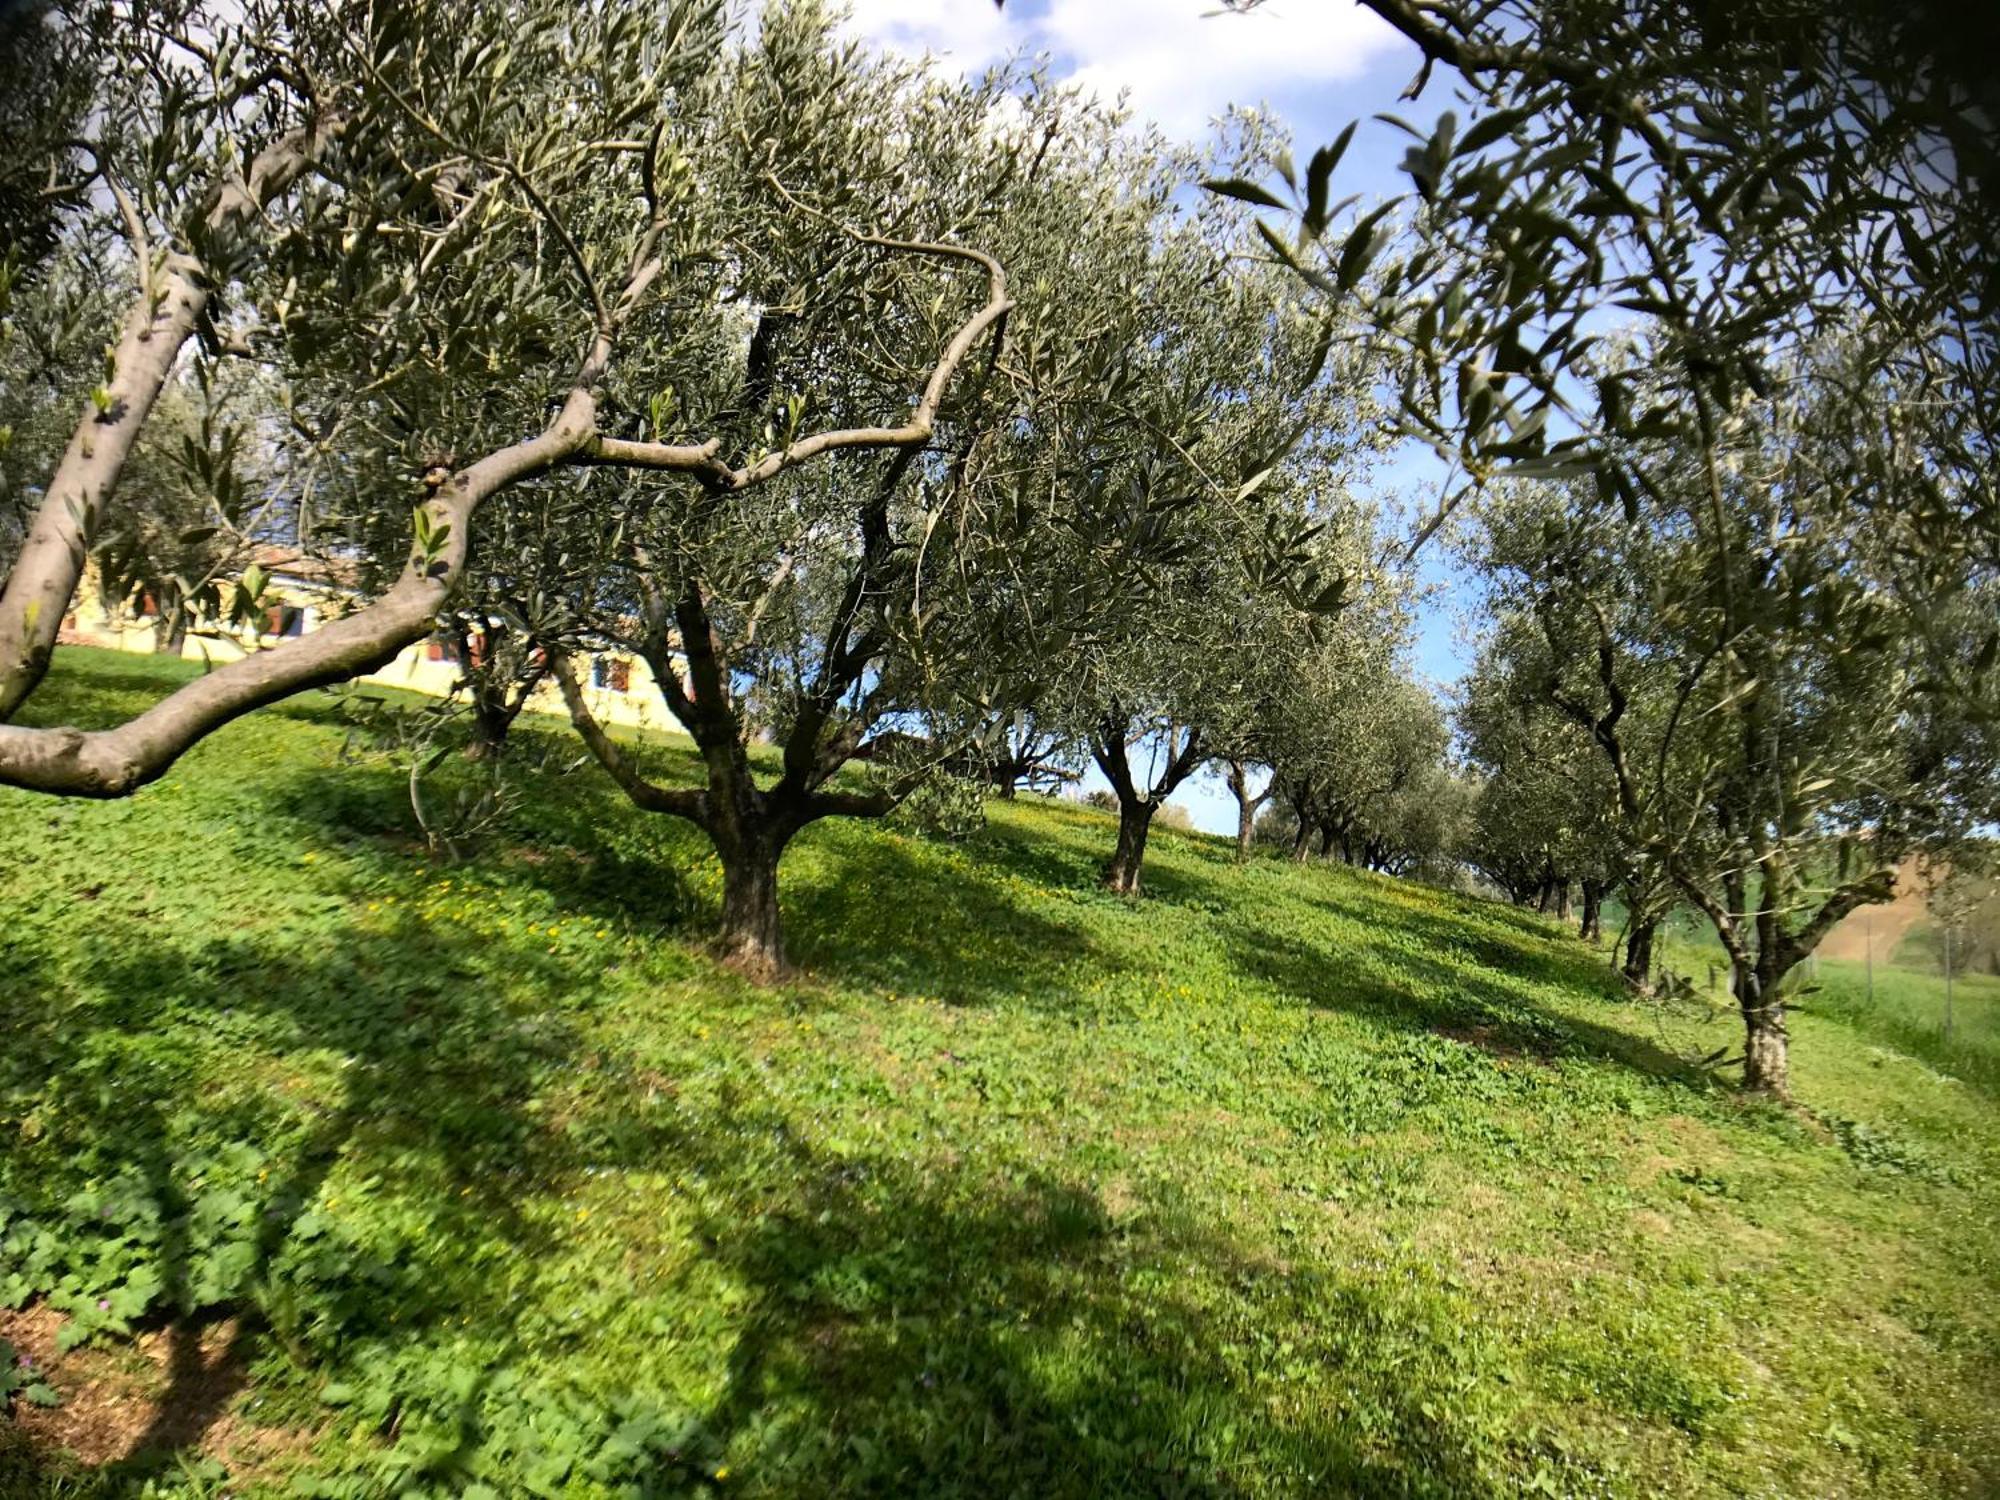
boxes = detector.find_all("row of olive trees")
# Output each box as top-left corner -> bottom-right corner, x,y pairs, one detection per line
1456,618 -> 1666,979
1262,673 -> 1456,876
0,0 -> 1408,974
1452,357 -> 2000,1091
1207,0 -> 2000,1098
11,0 -> 1995,1072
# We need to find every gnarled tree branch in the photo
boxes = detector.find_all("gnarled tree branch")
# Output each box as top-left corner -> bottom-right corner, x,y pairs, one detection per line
0,194 -> 1011,802
0,389 -> 597,796
0,108 -> 350,720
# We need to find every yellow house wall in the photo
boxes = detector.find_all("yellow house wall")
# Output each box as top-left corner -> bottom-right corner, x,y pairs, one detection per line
61,564 -> 679,734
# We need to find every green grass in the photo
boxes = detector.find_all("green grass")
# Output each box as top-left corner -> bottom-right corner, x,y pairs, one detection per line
1808,959 -> 2000,1101
2,647 -> 1998,1498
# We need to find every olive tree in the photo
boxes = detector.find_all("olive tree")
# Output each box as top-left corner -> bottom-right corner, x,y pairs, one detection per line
1227,0 -> 1996,563
0,0 -> 1021,807
536,30 -> 1247,967
1202,516 -> 1405,863
1458,622 -> 1635,943
1027,234 -> 1382,895
1270,670 -> 1445,869
1477,358 -> 2000,1094
1197,0 -> 2000,1090
1063,461 -> 1377,896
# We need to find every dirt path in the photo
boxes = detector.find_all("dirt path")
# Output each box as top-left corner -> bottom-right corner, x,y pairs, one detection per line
1,1303 -> 311,1482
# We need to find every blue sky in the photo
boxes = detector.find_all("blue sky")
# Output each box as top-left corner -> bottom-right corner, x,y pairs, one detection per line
841,0 -> 1473,831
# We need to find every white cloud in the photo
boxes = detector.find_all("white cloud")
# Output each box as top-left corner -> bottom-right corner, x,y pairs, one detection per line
840,0 -> 1405,138
837,0 -> 1014,67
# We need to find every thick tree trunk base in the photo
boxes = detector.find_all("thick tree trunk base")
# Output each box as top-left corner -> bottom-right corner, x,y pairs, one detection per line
1103,802 -> 1154,896
714,928 -> 787,982
716,847 -> 787,981
1621,921 -> 1656,991
462,697 -> 521,761
1735,961 -> 1791,1097
1103,858 -> 1144,896
1742,1014 -> 1790,1098
1578,880 -> 1603,942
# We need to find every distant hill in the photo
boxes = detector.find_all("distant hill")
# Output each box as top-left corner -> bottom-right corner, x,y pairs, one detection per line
1816,856 -> 1934,964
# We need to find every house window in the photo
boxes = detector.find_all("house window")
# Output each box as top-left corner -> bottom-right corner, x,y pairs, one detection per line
591,655 -> 630,692
425,633 -> 462,663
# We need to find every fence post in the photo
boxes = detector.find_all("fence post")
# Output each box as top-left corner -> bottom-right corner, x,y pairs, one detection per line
1945,925 -> 1955,1043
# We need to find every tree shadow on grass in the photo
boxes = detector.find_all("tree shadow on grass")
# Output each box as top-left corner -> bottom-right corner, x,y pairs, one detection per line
782,825 -> 1121,1009
261,748 -> 711,922
633,1102 -> 1519,1499
0,903 -> 600,1485
962,804 -> 1249,914
1302,881 -> 1608,992
262,757 -> 1120,1013
4,905 -> 1538,1500
1220,897 -> 1718,1096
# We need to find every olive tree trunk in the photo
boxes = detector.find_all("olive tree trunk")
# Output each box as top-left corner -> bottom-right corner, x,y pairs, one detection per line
714,819 -> 788,979
1224,758 -> 1269,862
1104,798 -> 1156,896
1734,959 -> 1790,1097
156,606 -> 190,658
1622,915 -> 1656,988
1578,879 -> 1604,941
1092,717 -> 1203,896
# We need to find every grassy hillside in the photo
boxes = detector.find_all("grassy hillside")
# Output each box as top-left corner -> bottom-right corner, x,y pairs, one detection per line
3,648 -> 1997,1498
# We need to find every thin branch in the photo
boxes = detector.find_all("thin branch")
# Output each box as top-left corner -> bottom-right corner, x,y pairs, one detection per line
734,555 -> 794,656
341,32 -> 611,332
587,251 -> 1011,489
549,650 -> 705,820
107,178 -> 153,304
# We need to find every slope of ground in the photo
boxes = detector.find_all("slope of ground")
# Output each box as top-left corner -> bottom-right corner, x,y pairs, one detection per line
2,648 -> 1997,1498
1816,857 -> 1931,964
